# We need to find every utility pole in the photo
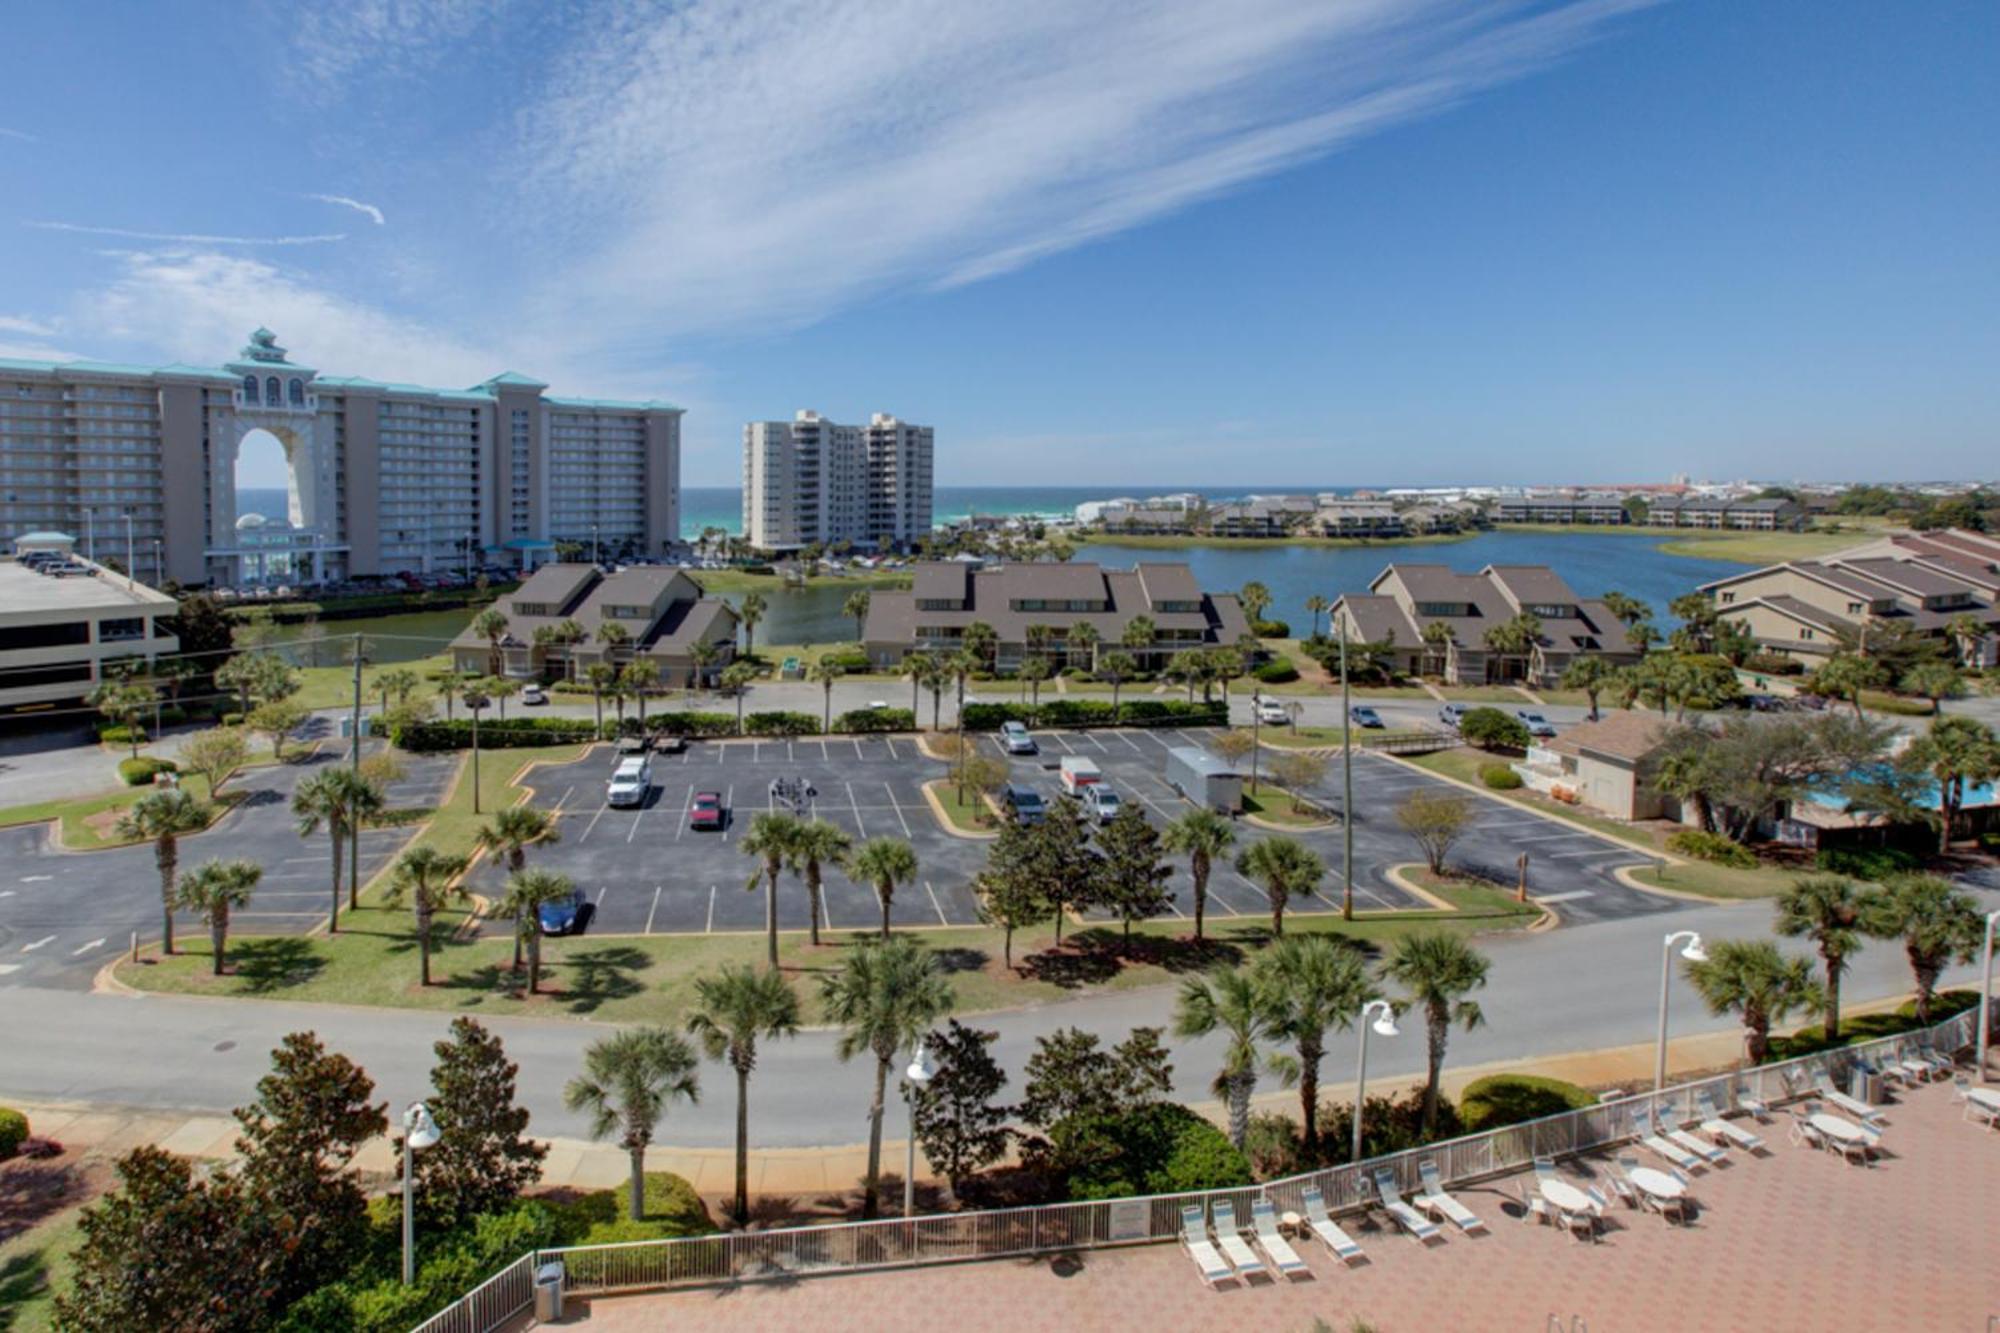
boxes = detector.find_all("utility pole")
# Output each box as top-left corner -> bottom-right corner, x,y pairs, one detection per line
350,633 -> 364,910
1339,617 -> 1354,921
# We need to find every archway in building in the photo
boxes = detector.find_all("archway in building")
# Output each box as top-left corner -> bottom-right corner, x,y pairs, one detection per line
234,428 -> 299,527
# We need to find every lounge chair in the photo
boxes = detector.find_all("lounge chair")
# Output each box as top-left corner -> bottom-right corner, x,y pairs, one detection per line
1249,1200 -> 1311,1279
1417,1160 -> 1487,1234
1300,1186 -> 1365,1264
1633,1109 -> 1705,1172
1812,1072 -> 1886,1124
1371,1168 -> 1444,1244
1735,1083 -> 1772,1121
1661,1109 -> 1729,1165
1965,1096 -> 2000,1130
1209,1200 -> 1267,1279
1179,1205 -> 1235,1289
1695,1090 -> 1765,1152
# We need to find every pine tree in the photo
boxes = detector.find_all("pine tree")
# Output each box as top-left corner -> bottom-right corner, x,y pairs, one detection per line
911,1021 -> 1012,1193
1092,804 -> 1174,951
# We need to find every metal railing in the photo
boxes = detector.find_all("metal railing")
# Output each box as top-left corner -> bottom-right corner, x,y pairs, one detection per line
410,1007 -> 1981,1332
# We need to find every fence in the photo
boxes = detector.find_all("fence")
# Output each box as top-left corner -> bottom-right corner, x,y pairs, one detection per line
410,1006 -> 1981,1333
1360,728 -> 1456,755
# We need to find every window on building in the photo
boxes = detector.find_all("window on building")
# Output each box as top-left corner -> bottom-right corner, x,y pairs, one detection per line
97,617 -> 145,642
242,375 -> 259,403
1800,628 -> 1815,641
265,377 -> 282,406
288,378 -> 305,406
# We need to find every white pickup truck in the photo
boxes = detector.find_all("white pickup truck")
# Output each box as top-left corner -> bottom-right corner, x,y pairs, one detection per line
1058,756 -> 1102,797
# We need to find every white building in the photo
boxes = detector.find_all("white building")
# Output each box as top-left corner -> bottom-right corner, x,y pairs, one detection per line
0,533 -> 179,713
742,410 -> 933,551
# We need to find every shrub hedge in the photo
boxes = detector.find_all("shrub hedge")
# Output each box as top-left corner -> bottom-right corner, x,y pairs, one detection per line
1250,618 -> 1291,639
959,698 -> 1227,730
1252,660 -> 1300,684
818,649 -> 872,672
391,717 -> 602,752
1458,1075 -> 1595,1133
1742,652 -> 1806,676
118,756 -> 179,786
1480,763 -> 1523,790
1065,1103 -> 1252,1201
0,1106 -> 27,1159
1815,845 -> 1921,881
1768,989 -> 1978,1061
1666,828 -> 1758,868
632,712 -> 737,738
834,707 -> 917,733
743,710 -> 820,736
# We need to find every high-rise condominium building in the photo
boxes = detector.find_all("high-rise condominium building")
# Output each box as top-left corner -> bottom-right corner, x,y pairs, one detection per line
741,410 -> 933,551
0,329 -> 683,587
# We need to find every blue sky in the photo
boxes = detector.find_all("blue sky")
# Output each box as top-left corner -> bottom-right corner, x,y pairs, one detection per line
2,1 -> 1995,488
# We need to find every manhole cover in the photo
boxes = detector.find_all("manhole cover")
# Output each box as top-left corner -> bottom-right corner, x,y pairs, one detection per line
213,1040 -> 236,1053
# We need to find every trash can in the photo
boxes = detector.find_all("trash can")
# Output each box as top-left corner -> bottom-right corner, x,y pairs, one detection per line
1850,1067 -> 1882,1107
534,1261 -> 565,1322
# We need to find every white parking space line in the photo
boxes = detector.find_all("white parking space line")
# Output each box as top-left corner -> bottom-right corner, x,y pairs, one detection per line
1080,731 -> 1109,752
883,783 -> 913,837
595,886 -> 610,913
645,885 -> 662,934
752,741 -> 764,763
1112,730 -> 1145,754
0,963 -> 20,975
626,796 -> 649,843
1048,732 -> 1075,754
885,737 -> 899,760
716,744 -> 727,763
556,785 -> 575,809
18,935 -> 54,953
852,738 -> 865,761
1504,831 -> 1583,845
924,880 -> 949,926
721,785 -> 735,842
706,885 -> 716,933
581,804 -> 607,842
787,741 -> 796,763
1534,890 -> 1595,904
674,785 -> 695,840
821,891 -> 833,934
279,856 -> 322,865
847,783 -> 868,836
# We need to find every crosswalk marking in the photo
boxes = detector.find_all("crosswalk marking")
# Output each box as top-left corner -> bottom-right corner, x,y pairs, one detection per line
20,935 -> 55,952
72,937 -> 106,956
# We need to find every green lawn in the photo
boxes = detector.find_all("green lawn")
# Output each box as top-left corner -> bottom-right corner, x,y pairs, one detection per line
1240,786 -> 1334,828
694,568 -> 912,595
0,765 -> 261,850
0,1201 -> 85,1333
926,779 -> 999,836
1260,726 -> 1435,751
290,653 -> 456,711
1650,525 -> 1888,564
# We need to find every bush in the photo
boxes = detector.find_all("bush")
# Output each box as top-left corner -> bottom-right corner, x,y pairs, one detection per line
819,649 -> 872,672
1316,1089 -> 1463,1163
1458,706 -> 1530,752
1896,988 -> 1979,1022
1815,845 -> 1921,881
551,1171 -> 715,1245
1252,659 -> 1300,684
391,717 -> 601,752
98,724 -> 148,745
1064,1103 -> 1252,1201
743,710 -> 820,736
0,1107 -> 27,1159
221,711 -> 246,727
958,698 -> 1228,730
1250,618 -> 1290,639
638,711 -> 737,738
1742,652 -> 1805,676
1242,1112 -> 1303,1180
1459,1075 -> 1595,1133
1480,763 -> 1523,790
1034,699 -> 1118,727
1666,828 -> 1758,868
835,707 -> 916,733
117,756 -> 179,786
1770,991 -> 1980,1061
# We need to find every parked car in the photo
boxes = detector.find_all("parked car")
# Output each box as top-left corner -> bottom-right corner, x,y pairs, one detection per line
1082,785 -> 1123,824
521,684 -> 548,706
1514,709 -> 1556,738
1438,703 -> 1468,730
1256,699 -> 1291,726
1003,784 -> 1046,826
1348,705 -> 1384,729
689,791 -> 727,831
606,757 -> 651,808
1000,720 -> 1038,755
538,887 -> 588,936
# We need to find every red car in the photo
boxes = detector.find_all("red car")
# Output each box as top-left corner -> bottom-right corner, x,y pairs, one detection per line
689,791 -> 726,831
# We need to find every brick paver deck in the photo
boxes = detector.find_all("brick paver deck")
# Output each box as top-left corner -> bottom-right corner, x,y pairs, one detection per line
543,1079 -> 2000,1332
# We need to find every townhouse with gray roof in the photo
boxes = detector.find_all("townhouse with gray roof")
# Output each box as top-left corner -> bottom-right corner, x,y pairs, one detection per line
860,561 -> 1251,671
448,562 -> 737,686
1329,563 -> 1642,685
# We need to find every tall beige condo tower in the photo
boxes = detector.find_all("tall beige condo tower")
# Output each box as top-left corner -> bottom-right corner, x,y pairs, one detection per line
742,410 -> 933,550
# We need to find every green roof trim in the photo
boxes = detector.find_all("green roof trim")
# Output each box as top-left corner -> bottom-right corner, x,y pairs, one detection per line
483,371 -> 550,389
545,395 -> 684,413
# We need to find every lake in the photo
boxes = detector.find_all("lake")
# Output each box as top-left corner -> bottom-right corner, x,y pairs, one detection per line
264,531 -> 1743,659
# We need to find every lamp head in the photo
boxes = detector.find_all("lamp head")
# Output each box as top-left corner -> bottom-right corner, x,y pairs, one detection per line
1363,999 -> 1399,1038
1679,933 -> 1707,963
404,1101 -> 442,1151
905,1047 -> 936,1085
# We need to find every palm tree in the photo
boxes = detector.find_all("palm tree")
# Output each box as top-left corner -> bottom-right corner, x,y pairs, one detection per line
498,868 -> 576,994
1018,656 -> 1052,708
1294,593 -> 1326,642
1685,939 -> 1823,1065
1945,611 -> 1988,670
1601,590 -> 1649,627
174,858 -> 260,976
1481,612 -> 1542,685
485,674 -> 521,721
1121,615 -> 1156,667
809,658 -> 844,733
1162,808 -> 1237,943
596,618 -> 632,667
387,845 -> 471,986
475,804 -> 561,969
1560,654 -> 1616,721
689,639 -> 719,690
849,836 -> 918,939
1254,935 -> 1375,1153
1902,717 -> 2000,852
788,820 -> 852,947
818,936 -> 955,1219
1238,582 -> 1272,626
1863,874 -> 1984,1024
470,607 -> 510,676
620,659 -> 660,726
430,669 -> 464,721
1808,653 -> 1887,720
1382,931 -> 1489,1134
565,1027 -> 701,1222
1098,651 -> 1137,718
900,650 -> 935,720
739,591 -> 768,656
842,590 -> 871,642
1234,835 -> 1324,938
1174,968 -> 1273,1150
1774,875 -> 1868,1041
1902,661 -> 1964,717
687,965 -> 801,1224
584,662 -> 618,733
116,788 -> 212,956
961,621 -> 997,675
720,661 -> 760,733
741,812 -> 802,968
291,768 -> 382,932
1068,622 -> 1099,672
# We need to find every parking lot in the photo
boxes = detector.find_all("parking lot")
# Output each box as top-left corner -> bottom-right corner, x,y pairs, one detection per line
0,745 -> 454,989
496,726 -> 1683,940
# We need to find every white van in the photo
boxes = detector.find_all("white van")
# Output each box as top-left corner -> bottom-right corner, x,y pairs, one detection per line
1058,756 -> 1102,797
607,756 -> 652,808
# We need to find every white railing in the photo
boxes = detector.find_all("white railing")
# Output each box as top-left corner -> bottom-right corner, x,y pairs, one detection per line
409,1007 -> 1982,1332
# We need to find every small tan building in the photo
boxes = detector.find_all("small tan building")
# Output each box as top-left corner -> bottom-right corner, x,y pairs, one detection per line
1512,711 -> 1675,821
448,563 -> 737,688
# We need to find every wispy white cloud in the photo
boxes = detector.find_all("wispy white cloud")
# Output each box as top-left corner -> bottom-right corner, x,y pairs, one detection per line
0,128 -> 35,142
290,0 -> 511,98
304,194 -> 387,226
516,0 -> 1652,339
0,314 -> 59,338
28,221 -> 346,247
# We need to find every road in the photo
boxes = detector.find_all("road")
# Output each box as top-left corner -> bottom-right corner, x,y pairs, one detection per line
7,887 -> 1994,1149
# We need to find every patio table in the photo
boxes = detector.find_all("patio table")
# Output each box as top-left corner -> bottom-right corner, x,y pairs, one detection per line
1810,1113 -> 1870,1146
1626,1166 -> 1687,1219
1965,1088 -> 2000,1114
1539,1180 -> 1595,1216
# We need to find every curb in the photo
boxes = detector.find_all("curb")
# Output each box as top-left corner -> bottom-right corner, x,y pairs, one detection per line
1373,747 -> 1683,865
919,779 -> 998,841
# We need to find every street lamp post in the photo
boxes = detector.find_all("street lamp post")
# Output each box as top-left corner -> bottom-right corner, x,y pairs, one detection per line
1249,689 -> 1262,794
1978,910 -> 2000,1081
401,1101 -> 442,1283
1655,931 -> 1707,1091
1351,999 -> 1399,1163
903,1040 -> 935,1217
1338,618 -> 1354,920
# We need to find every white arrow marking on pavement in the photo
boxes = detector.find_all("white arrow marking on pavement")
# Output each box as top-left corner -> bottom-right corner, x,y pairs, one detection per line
1534,890 -> 1595,904
0,890 -> 15,899
73,938 -> 106,956
20,935 -> 56,952
20,874 -> 52,882
0,963 -> 21,975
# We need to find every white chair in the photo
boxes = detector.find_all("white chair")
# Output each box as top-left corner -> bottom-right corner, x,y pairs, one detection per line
1514,1180 -> 1550,1227
1417,1159 -> 1487,1235
1634,1109 -> 1705,1172
1788,1106 -> 1827,1152
1812,1072 -> 1886,1125
1662,1110 -> 1729,1165
1209,1200 -> 1267,1280
1696,1090 -> 1765,1152
1179,1205 -> 1235,1289
1249,1199 -> 1311,1280
1300,1186 -> 1365,1264
1372,1168 -> 1444,1243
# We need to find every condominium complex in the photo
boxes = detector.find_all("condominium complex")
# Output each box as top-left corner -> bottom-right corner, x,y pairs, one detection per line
742,410 -> 933,551
0,329 -> 683,587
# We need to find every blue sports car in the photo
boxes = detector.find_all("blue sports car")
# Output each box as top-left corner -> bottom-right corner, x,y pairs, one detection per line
538,888 -> 589,936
